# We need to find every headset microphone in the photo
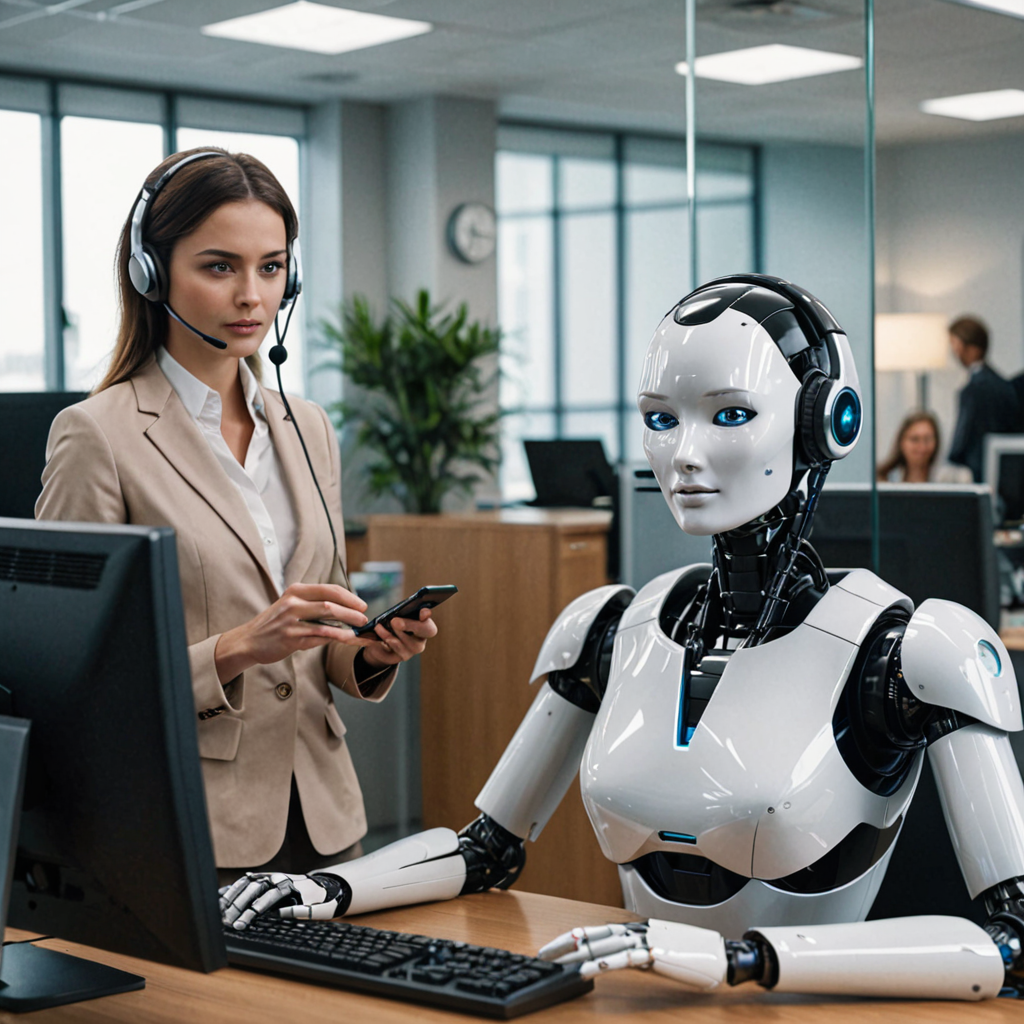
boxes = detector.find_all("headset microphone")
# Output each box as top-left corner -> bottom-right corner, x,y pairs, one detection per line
163,303 -> 228,351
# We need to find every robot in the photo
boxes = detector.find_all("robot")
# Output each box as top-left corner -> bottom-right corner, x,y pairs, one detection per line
222,274 -> 1024,1001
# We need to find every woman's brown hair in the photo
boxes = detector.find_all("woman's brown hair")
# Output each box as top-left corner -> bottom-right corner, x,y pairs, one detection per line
96,147 -> 298,393
876,410 -> 941,482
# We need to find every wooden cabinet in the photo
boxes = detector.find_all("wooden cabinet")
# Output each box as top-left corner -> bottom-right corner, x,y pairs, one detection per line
364,509 -> 623,907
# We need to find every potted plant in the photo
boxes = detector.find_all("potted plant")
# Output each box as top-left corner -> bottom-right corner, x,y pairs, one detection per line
319,289 -> 503,514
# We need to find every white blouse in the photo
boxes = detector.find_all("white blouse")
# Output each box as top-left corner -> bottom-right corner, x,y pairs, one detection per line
156,346 -> 297,595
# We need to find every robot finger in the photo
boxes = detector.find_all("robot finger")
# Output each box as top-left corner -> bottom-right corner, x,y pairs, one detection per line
251,879 -> 296,916
280,900 -> 340,921
579,948 -> 654,980
555,932 -> 646,964
221,877 -> 271,926
543,924 -> 644,963
218,874 -> 256,915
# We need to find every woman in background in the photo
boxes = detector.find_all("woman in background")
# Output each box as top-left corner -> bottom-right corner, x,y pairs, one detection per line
877,410 -> 972,483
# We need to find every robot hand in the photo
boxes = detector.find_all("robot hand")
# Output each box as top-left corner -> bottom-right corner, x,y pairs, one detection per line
220,829 -> 471,931
220,871 -> 348,930
539,919 -> 729,990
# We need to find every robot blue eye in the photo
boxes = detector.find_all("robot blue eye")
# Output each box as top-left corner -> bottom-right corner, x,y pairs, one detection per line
644,411 -> 679,432
831,388 -> 861,447
713,407 -> 756,427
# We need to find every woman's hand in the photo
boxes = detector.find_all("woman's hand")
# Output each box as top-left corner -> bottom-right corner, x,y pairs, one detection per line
215,583 -> 371,683
359,607 -> 439,671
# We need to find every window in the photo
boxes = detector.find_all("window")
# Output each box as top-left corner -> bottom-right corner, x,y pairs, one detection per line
0,75 -> 307,397
0,109 -> 45,391
496,126 -> 758,499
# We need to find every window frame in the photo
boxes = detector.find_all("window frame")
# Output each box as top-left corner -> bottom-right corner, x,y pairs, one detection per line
496,121 -> 762,495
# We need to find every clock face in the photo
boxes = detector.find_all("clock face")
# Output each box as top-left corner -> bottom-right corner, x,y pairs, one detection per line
447,202 -> 497,264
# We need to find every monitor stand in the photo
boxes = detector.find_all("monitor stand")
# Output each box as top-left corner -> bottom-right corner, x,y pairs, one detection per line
0,716 -> 145,1012
0,942 -> 145,1012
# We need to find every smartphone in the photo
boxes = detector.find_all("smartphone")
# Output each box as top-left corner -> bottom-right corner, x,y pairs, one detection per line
352,584 -> 458,637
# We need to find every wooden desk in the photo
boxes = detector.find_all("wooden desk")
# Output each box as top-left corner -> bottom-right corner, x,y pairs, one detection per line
363,510 -> 620,907
4,891 -> 1019,1023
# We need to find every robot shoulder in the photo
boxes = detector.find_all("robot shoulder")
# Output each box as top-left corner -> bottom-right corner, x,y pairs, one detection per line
530,584 -> 635,684
901,599 -> 1022,731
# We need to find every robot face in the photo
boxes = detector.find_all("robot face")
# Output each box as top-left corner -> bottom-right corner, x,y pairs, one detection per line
638,305 -> 801,536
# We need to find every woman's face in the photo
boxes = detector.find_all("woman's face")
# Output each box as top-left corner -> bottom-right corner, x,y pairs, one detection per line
900,419 -> 937,471
637,306 -> 801,536
166,199 -> 289,358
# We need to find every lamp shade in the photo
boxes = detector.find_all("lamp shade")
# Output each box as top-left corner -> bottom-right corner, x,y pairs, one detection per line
875,313 -> 949,372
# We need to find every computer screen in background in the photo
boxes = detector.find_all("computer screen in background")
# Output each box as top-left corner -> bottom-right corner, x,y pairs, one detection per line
0,518 -> 225,1011
811,483 -> 999,629
984,434 -> 1024,528
0,392 -> 88,519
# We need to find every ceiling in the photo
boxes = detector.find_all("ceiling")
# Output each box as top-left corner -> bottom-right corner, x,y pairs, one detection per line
0,0 -> 1022,145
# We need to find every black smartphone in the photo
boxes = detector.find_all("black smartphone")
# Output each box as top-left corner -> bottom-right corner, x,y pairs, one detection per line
352,584 -> 458,637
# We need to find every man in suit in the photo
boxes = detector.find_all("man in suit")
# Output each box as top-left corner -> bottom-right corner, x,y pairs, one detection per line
947,316 -> 1020,482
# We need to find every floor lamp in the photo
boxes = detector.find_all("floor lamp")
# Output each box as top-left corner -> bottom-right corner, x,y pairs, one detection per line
875,313 -> 949,411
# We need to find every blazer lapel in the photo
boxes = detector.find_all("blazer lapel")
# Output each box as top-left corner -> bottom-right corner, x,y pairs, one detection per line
261,386 -> 320,588
132,358 -> 276,587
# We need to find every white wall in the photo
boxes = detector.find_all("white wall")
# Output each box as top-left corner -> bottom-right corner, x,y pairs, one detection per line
876,135 -> 1024,464
330,96 -> 500,514
760,142 -> 874,484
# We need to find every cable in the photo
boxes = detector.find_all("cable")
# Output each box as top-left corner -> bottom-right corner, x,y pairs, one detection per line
268,300 -> 347,590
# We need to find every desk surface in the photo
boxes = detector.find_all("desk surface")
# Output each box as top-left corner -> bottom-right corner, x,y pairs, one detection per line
3,891 -> 1021,1024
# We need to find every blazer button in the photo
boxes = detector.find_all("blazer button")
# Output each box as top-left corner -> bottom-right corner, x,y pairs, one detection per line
275,682 -> 293,700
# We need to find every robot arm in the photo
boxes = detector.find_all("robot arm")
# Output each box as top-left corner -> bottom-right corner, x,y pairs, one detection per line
540,916 -> 1005,999
222,585 -> 633,928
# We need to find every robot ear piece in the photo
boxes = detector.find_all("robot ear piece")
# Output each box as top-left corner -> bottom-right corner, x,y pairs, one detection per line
797,370 -> 862,465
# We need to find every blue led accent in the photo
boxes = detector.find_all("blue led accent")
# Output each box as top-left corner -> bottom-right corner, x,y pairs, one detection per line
676,661 -> 690,748
978,639 -> 1002,677
644,411 -> 678,432
659,830 -> 697,844
713,407 -> 756,427
830,387 -> 861,447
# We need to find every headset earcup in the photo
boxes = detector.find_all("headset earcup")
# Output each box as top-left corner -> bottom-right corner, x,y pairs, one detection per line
128,246 -> 166,303
145,246 -> 168,304
798,369 -> 831,466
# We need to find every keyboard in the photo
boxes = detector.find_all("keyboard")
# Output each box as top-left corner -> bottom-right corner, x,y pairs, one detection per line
223,916 -> 593,1018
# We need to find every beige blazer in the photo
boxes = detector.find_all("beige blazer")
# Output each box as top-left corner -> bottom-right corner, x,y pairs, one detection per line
36,356 -> 394,868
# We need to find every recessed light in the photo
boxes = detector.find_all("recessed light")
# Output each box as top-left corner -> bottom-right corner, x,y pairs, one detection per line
921,89 -> 1024,121
202,2 -> 432,56
675,44 -> 862,85
945,0 -> 1024,18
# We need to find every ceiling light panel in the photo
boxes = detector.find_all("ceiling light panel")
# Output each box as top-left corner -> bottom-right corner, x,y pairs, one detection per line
675,44 -> 862,85
945,0 -> 1024,18
920,89 -> 1024,121
202,2 -> 432,56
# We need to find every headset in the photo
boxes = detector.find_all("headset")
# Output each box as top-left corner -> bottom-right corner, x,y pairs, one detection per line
128,150 -> 302,350
672,273 -> 862,468
128,150 -> 347,591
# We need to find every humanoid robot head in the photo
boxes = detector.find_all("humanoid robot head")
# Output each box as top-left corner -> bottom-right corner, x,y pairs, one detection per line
637,276 -> 861,537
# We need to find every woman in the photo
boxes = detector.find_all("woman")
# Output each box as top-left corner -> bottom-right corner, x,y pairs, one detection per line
877,410 -> 972,483
35,147 -> 436,882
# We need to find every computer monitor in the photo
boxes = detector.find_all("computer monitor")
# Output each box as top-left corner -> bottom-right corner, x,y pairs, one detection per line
0,392 -> 88,518
984,434 -> 1024,527
523,439 -> 616,509
0,518 -> 225,1011
810,483 -> 1000,628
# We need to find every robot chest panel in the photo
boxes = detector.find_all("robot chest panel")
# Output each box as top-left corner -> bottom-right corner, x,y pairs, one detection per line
580,617 -> 898,880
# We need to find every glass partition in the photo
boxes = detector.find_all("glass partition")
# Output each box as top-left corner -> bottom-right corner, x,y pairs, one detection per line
874,0 -> 1024,635
694,0 -> 874,491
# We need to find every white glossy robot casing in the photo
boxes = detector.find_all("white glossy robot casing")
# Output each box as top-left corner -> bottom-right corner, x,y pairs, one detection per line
638,305 -> 802,536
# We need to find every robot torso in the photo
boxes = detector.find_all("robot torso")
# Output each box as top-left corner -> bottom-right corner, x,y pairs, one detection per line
580,565 -> 921,933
